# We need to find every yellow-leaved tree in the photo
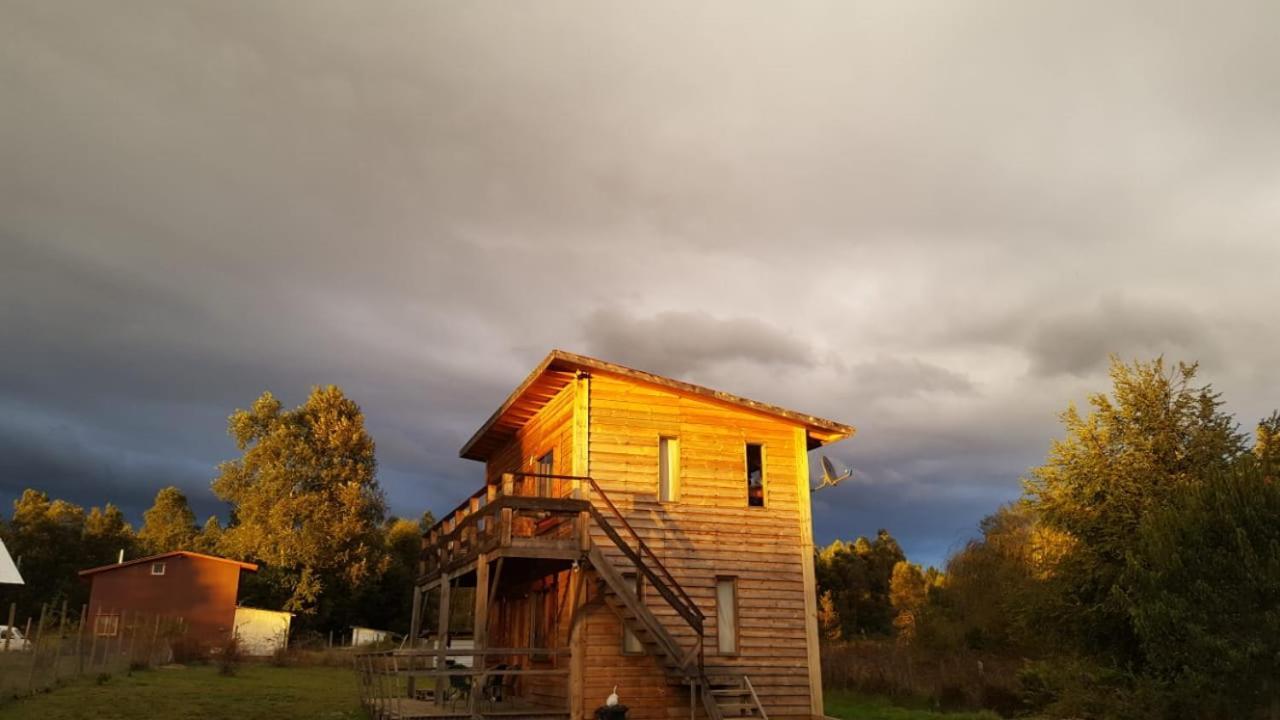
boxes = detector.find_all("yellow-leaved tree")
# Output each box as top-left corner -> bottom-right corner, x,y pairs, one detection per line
212,386 -> 387,618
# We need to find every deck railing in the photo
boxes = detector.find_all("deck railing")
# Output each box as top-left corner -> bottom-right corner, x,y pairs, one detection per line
416,473 -> 709,704
355,647 -> 570,720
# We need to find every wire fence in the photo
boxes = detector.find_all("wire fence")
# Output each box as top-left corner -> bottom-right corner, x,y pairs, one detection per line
1,601 -> 191,703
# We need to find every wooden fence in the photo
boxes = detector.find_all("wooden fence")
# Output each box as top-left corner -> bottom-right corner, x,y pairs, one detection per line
1,601 -> 190,703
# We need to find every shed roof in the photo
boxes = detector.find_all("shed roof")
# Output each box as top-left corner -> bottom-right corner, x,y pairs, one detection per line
459,349 -> 855,461
79,551 -> 258,577
0,538 -> 22,585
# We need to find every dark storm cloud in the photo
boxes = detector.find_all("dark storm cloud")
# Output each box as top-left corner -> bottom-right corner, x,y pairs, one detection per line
3,0 -> 1280,567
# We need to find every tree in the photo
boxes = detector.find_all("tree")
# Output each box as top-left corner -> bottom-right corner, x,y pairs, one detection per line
1129,461 -> 1280,717
212,386 -> 387,620
83,503 -> 137,563
193,516 -> 225,555
1023,357 -> 1246,661
815,529 -> 906,638
817,590 -> 842,642
1,490 -> 87,608
1256,411 -> 1280,478
138,486 -> 198,554
889,561 -> 927,641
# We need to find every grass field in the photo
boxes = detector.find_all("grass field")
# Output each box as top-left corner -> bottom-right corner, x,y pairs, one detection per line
825,689 -> 1002,720
0,664 -> 364,720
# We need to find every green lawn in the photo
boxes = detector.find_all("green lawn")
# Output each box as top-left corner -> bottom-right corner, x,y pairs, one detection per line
825,689 -> 1001,720
0,664 -> 364,720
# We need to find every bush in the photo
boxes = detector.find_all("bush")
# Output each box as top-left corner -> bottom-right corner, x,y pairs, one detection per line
216,636 -> 242,677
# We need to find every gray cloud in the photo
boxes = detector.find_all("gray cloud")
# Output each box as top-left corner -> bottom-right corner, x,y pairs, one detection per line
582,308 -> 815,376
3,0 -> 1280,567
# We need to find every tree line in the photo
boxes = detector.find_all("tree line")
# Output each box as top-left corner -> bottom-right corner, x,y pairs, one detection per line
816,357 -> 1280,719
0,386 -> 431,637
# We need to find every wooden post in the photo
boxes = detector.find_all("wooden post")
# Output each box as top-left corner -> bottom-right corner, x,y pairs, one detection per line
76,604 -> 87,674
435,579 -> 451,706
568,565 -> 586,720
88,611 -> 100,669
3,603 -> 14,651
54,599 -> 68,682
150,614 -> 161,667
409,585 -> 424,649
470,554 -> 490,719
501,473 -> 514,497
27,603 -> 47,693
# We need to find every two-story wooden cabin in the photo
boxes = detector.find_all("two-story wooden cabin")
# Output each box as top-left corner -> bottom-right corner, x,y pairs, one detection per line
394,350 -> 852,720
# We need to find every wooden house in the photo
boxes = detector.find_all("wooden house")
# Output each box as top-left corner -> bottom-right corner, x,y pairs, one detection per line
403,350 -> 853,720
79,550 -> 259,652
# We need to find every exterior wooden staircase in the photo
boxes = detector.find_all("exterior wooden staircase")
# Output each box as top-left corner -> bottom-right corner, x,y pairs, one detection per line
581,477 -> 767,720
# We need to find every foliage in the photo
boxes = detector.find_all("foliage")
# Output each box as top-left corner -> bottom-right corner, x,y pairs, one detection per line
212,386 -> 387,618
825,688 -> 1000,720
818,590 -> 842,642
137,486 -> 198,555
1022,357 -> 1246,662
1127,460 -> 1280,717
816,529 -> 907,638
889,562 -> 928,641
0,490 -> 137,609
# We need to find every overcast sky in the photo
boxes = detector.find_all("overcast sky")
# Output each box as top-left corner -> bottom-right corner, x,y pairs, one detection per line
3,1 -> 1279,567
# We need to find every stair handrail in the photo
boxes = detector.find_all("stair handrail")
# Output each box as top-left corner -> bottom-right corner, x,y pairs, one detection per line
580,475 -> 705,631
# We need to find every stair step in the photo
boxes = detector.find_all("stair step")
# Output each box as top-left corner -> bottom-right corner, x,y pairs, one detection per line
710,689 -> 751,697
715,703 -> 760,715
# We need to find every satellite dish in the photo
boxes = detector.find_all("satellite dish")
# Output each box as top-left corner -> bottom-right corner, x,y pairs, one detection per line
812,455 -> 851,493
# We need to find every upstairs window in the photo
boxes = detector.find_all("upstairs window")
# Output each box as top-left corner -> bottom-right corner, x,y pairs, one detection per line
745,443 -> 765,507
151,562 -> 166,576
658,437 -> 680,502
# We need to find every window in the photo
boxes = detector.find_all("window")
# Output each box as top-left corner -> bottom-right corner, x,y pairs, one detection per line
658,436 -> 679,502
536,451 -> 554,497
745,443 -> 765,507
621,573 -> 645,654
716,577 -> 738,655
151,562 -> 166,576
94,614 -> 120,638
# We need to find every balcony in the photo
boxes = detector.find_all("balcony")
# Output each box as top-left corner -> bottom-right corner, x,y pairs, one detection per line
419,473 -> 593,586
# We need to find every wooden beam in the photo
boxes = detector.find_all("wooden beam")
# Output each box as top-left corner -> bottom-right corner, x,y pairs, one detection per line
567,564 -> 586,720
435,579 -> 451,706
471,553 -> 490,720
795,426 -> 824,718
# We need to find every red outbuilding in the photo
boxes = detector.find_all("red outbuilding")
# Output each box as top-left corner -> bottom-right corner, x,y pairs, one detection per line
79,551 -> 258,652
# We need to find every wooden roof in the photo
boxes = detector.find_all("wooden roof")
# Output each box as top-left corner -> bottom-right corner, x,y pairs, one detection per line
459,349 -> 855,461
79,551 -> 258,577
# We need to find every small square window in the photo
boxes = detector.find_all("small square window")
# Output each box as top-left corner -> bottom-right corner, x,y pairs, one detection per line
151,562 -> 166,576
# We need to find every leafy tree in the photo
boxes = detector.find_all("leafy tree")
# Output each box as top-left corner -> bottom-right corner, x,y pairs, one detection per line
213,386 -> 387,620
138,486 -> 198,554
1129,461 -> 1280,717
193,516 -> 225,555
817,590 -> 842,642
1,490 -> 87,608
815,529 -> 906,638
889,561 -> 927,641
1024,357 -> 1246,662
83,503 -> 137,564
1256,411 -> 1280,477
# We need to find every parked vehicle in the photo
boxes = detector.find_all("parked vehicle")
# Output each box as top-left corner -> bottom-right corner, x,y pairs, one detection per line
0,624 -> 30,651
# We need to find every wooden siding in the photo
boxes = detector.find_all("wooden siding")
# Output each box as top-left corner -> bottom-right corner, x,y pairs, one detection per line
584,372 -> 818,720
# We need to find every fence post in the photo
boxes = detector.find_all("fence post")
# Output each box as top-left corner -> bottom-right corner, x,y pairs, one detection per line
27,603 -> 48,694
55,599 -> 68,682
150,614 -> 161,667
3,603 -> 14,651
76,604 -> 87,675
127,610 -> 139,669
88,611 -> 100,669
